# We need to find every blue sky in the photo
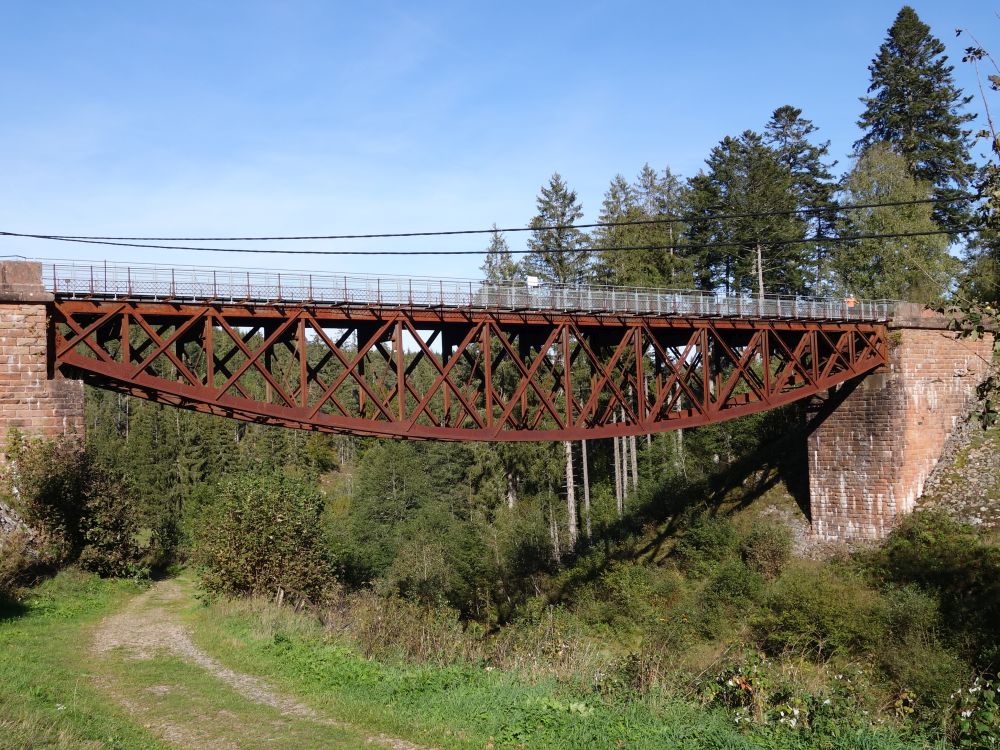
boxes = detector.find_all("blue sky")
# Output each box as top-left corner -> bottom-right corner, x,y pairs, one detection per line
0,0 -> 995,279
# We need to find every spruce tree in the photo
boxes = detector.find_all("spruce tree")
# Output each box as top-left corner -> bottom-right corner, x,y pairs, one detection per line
686,131 -> 808,296
480,226 -> 518,282
855,6 -> 976,229
522,173 -> 590,284
765,106 -> 838,293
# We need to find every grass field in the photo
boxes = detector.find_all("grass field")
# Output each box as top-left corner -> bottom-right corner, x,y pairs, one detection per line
0,569 -> 949,750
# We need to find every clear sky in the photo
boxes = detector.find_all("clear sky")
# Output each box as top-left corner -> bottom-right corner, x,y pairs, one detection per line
0,0 -> 996,279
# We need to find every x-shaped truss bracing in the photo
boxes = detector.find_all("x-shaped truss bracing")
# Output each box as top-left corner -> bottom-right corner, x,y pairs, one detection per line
51,300 -> 888,441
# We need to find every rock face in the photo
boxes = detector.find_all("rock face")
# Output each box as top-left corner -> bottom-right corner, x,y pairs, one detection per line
918,414 -> 1000,529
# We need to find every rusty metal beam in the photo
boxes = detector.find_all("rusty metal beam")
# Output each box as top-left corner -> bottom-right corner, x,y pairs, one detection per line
51,299 -> 889,441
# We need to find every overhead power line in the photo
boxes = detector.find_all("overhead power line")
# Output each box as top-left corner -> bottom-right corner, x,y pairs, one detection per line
0,227 -> 967,256
0,196 -> 973,243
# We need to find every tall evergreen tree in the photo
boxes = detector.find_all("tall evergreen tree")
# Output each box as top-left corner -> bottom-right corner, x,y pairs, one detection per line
480,226 -> 518,282
685,131 -> 808,295
855,6 -> 976,229
765,106 -> 838,294
522,173 -> 590,284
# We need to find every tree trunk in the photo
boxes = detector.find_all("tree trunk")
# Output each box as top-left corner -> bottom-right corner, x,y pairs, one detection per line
564,440 -> 577,546
613,424 -> 623,517
548,493 -> 561,565
630,434 -> 639,492
581,439 -> 591,538
505,470 -> 517,509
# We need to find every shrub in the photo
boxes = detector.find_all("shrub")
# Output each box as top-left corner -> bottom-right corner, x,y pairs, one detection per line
705,559 -> 764,607
4,430 -> 87,562
77,469 -> 144,578
740,522 -> 792,579
195,472 -> 332,601
674,515 -> 739,576
0,529 -> 33,599
755,562 -> 887,658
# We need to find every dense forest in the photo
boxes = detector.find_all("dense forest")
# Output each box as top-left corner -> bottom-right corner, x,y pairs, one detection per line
4,6 -> 1000,748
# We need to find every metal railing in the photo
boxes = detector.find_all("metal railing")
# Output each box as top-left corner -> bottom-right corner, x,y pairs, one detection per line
42,261 -> 895,322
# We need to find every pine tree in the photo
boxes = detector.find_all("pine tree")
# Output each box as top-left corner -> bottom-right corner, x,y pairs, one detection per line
480,226 -> 518,282
686,131 -> 808,295
765,106 -> 838,293
855,6 -> 976,229
522,173 -> 590,284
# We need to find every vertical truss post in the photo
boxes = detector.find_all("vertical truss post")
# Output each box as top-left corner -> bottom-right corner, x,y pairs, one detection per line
120,312 -> 130,367
204,313 -> 214,389
562,324 -> 572,428
482,322 -> 493,428
394,319 -> 405,422
634,327 -> 646,428
298,316 -> 307,408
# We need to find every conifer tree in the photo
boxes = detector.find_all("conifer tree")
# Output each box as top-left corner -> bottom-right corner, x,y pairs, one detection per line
765,106 -> 838,293
855,6 -> 976,229
480,226 -> 518,282
522,173 -> 590,284
686,131 -> 808,295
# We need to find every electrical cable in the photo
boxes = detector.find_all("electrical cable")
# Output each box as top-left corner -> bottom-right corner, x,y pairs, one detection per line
0,196 -> 973,243
0,228 -> 969,256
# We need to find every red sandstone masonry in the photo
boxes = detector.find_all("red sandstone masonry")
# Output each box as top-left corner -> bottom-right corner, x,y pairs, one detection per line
809,321 -> 994,542
0,262 -> 84,450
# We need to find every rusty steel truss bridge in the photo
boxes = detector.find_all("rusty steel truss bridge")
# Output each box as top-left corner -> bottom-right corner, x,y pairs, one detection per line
46,261 -> 892,441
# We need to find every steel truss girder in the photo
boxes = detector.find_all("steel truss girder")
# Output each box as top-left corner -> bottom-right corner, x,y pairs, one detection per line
51,300 -> 889,441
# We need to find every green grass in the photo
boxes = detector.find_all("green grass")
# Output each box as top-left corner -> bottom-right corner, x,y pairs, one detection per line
185,587 -> 945,750
0,570 -> 166,750
0,570 -> 952,749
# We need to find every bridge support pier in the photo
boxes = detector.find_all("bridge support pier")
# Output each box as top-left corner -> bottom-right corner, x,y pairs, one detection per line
0,262 -> 84,455
808,310 -> 993,542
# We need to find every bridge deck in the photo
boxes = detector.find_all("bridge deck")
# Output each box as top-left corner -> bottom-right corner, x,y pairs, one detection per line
45,261 -> 894,322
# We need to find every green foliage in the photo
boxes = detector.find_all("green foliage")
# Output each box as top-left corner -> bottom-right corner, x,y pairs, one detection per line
0,529 -> 32,600
674,515 -> 740,575
856,5 -> 976,230
522,172 -> 590,284
4,430 -> 87,563
835,143 -> 955,302
863,509 -> 1000,670
741,522 -> 793,579
195,472 -> 332,601
77,469 -> 144,578
755,562 -> 886,659
949,677 -> 1000,749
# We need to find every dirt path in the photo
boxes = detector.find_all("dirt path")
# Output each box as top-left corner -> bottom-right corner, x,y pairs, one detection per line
90,580 -> 432,750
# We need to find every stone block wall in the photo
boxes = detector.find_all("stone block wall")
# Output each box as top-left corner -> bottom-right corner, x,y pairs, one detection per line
809,325 -> 994,541
0,262 -> 84,452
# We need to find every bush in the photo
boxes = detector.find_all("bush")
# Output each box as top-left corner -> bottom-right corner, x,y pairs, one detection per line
77,469 -> 144,578
740,522 -> 792,579
755,562 -> 887,659
0,529 -> 33,599
195,472 -> 332,601
4,431 -> 87,563
674,515 -> 739,576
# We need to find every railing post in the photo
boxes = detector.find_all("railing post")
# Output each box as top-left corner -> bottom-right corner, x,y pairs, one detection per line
309,274 -> 313,302
171,268 -> 176,298
127,266 -> 132,297
89,266 -> 94,296
278,273 -> 282,301
213,270 -> 218,299
246,271 -> 250,300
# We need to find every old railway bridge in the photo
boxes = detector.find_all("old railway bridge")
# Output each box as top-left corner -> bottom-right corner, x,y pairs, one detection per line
0,260 -> 992,541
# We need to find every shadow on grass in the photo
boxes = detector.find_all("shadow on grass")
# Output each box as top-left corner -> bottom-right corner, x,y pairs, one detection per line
0,592 -> 28,621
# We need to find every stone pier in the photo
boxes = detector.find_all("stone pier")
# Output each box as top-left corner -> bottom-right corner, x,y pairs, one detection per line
0,262 -> 84,451
808,305 -> 994,541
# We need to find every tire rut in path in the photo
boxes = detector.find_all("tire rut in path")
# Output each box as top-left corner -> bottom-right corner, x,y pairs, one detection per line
92,580 -> 432,750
